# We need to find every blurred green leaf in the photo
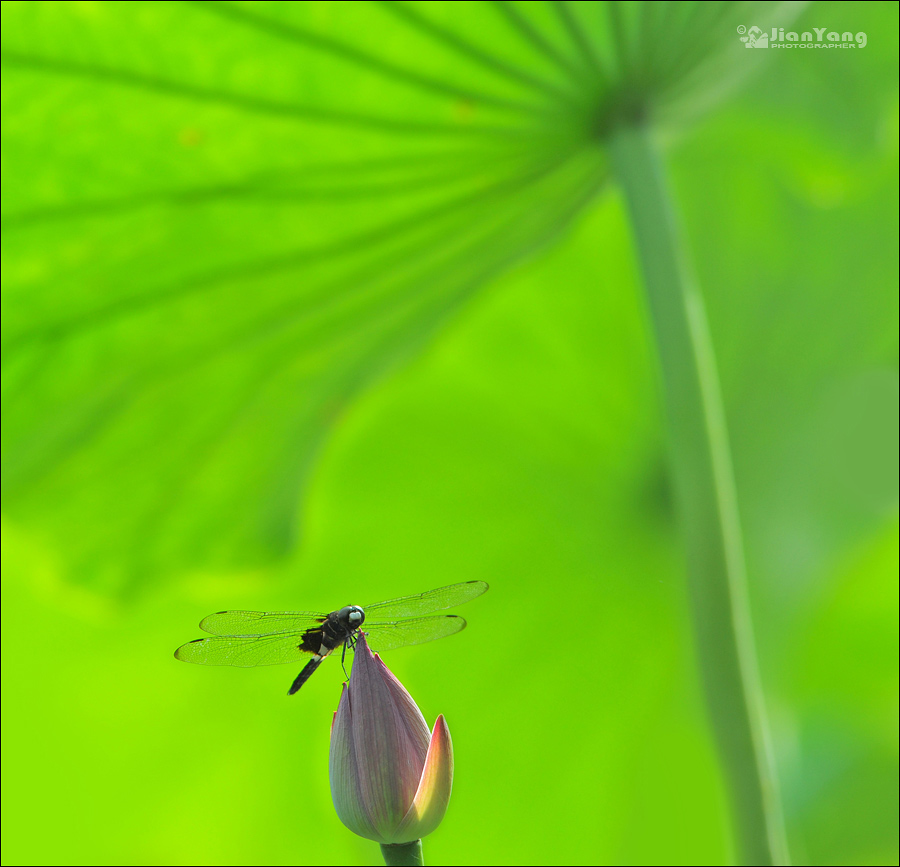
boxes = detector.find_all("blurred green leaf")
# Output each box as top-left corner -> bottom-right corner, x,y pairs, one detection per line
2,0 -> 798,594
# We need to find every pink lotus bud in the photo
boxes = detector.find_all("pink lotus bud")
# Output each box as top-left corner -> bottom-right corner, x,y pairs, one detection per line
329,633 -> 454,845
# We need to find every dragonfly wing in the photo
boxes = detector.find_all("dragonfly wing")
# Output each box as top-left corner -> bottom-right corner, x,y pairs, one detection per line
362,581 -> 488,619
363,615 -> 467,652
174,631 -> 315,667
199,611 -> 326,636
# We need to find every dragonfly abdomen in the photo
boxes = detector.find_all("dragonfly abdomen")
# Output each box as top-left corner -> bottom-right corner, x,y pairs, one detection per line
288,655 -> 325,695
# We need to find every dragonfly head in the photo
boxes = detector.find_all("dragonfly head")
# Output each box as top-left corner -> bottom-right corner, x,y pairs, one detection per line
337,605 -> 366,631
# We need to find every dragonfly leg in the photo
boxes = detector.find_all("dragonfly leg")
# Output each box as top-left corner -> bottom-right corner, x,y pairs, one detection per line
340,630 -> 365,679
340,639 -> 352,680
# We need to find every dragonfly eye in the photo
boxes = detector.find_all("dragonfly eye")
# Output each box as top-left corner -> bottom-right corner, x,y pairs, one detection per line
348,607 -> 365,626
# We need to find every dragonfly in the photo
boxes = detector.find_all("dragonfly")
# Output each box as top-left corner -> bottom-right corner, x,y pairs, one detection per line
174,580 -> 489,694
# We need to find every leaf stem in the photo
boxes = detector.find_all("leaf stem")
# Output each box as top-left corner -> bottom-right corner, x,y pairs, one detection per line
606,122 -> 789,865
380,839 -> 424,866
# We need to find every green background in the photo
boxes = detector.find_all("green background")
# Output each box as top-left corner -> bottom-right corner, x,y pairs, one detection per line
2,2 -> 897,865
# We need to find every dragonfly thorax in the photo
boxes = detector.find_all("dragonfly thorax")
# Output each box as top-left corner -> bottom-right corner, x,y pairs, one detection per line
315,605 -> 366,655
